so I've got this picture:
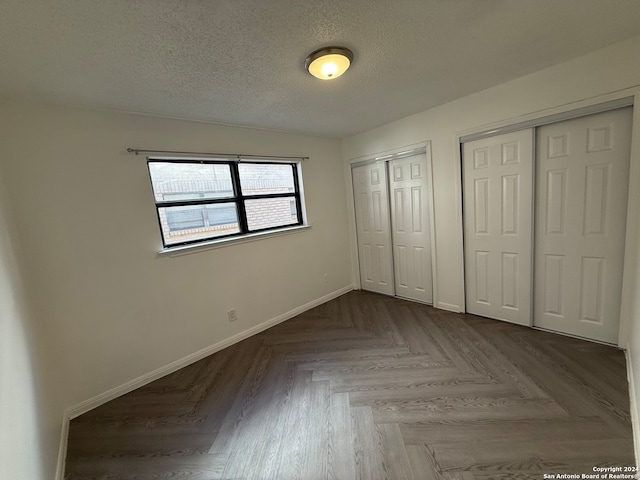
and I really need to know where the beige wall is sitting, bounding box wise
[343,34,640,460]
[0,168,60,479]
[0,102,354,476]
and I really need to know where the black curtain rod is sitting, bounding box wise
[126,148,308,161]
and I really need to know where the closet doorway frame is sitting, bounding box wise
[346,141,438,305]
[456,93,636,346]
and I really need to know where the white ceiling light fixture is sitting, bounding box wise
[305,46,353,80]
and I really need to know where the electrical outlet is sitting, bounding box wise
[227,309,237,322]
[322,273,328,282]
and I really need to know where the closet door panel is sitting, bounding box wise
[533,107,632,343]
[352,163,394,295]
[389,154,433,303]
[463,129,534,325]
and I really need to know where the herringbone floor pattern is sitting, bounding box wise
[64,291,634,479]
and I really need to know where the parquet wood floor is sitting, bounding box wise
[64,291,635,479]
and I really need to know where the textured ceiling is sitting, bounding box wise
[2,0,640,138]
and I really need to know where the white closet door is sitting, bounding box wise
[352,163,395,295]
[389,154,433,303]
[463,129,534,325]
[534,107,632,343]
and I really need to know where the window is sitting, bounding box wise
[147,158,305,248]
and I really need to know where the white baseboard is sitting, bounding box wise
[436,301,461,313]
[55,284,355,479]
[55,413,70,480]
[625,344,640,467]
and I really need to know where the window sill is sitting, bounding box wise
[157,224,311,257]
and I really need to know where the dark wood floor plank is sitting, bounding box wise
[372,396,568,424]
[268,336,394,355]
[301,380,332,479]
[450,316,550,399]
[312,361,451,383]
[265,370,313,480]
[217,354,294,479]
[65,432,213,458]
[477,326,602,418]
[414,310,478,375]
[64,291,634,479]
[68,413,209,438]
[297,351,434,372]
[195,335,267,434]
[285,345,410,364]
[378,423,415,480]
[348,381,517,407]
[527,334,630,408]
[262,326,373,346]
[237,357,298,479]
[352,406,388,480]
[328,392,357,480]
[400,416,615,445]
[391,306,447,360]
[331,372,493,394]
[508,328,633,436]
[65,453,229,479]
[375,301,417,347]
[432,438,634,472]
[310,354,451,381]
[208,345,273,454]
[405,444,442,480]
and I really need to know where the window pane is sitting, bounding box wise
[238,163,295,196]
[158,203,240,245]
[149,162,234,202]
[245,197,298,231]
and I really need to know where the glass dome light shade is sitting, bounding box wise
[305,47,353,80]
